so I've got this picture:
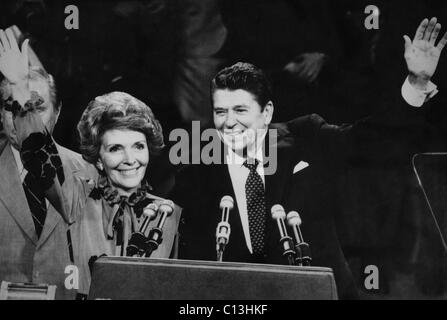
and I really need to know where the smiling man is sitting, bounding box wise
[172,62,361,299]
[171,18,447,299]
[212,71,273,158]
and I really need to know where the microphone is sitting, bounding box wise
[216,195,234,262]
[126,203,158,257]
[271,204,296,265]
[144,200,175,257]
[287,211,312,266]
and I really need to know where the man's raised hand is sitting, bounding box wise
[404,17,447,89]
[0,28,30,85]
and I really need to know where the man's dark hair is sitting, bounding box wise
[211,62,273,109]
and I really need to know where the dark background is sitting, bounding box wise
[1,0,447,299]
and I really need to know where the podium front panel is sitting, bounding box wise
[88,257,337,300]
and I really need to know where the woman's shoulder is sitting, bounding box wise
[143,192,182,218]
[145,192,180,210]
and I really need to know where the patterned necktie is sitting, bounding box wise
[23,173,47,238]
[243,159,266,255]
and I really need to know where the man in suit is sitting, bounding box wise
[170,18,447,299]
[0,30,94,299]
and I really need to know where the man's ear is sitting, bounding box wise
[263,101,274,125]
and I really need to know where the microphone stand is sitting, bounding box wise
[126,232,149,257]
[143,200,174,257]
[275,218,296,265]
[126,203,158,257]
[291,224,311,266]
[216,221,231,262]
[271,205,296,266]
[297,242,312,266]
[216,196,234,262]
[216,248,224,263]
[278,232,296,266]
[144,227,163,257]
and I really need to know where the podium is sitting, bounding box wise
[88,257,338,300]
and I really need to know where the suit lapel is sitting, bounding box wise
[36,203,62,249]
[263,129,293,209]
[0,143,38,244]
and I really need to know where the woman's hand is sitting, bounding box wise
[0,28,30,85]
[404,17,447,90]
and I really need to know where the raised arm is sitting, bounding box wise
[0,28,69,222]
[286,18,447,162]
[404,17,447,91]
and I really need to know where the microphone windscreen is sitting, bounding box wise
[143,203,158,221]
[220,195,234,210]
[271,204,286,220]
[159,200,174,216]
[286,211,302,227]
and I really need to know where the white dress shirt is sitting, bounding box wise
[11,145,28,183]
[401,76,438,107]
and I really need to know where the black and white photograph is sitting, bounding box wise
[0,0,447,306]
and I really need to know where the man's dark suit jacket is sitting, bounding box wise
[170,113,373,299]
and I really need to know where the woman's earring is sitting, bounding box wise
[96,161,104,172]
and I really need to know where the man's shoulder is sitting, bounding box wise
[270,113,328,138]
